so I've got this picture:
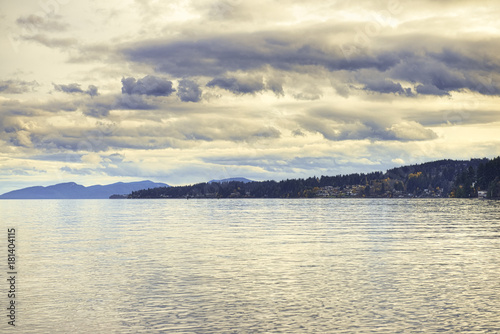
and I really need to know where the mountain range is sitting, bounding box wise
[0,180,169,199]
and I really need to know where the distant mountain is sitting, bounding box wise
[0,180,169,199]
[208,177,253,184]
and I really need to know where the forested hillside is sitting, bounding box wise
[126,157,500,199]
[451,156,500,198]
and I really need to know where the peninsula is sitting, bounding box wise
[127,157,500,199]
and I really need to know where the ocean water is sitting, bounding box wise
[1,198,499,333]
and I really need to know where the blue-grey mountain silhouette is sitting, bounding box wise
[208,177,253,184]
[0,181,169,199]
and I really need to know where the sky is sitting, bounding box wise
[1,0,500,194]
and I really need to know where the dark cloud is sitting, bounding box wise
[21,123,121,152]
[86,85,99,97]
[362,79,414,96]
[430,48,500,72]
[16,113,283,152]
[465,74,500,96]
[22,34,77,48]
[53,83,84,94]
[415,84,450,96]
[265,77,284,96]
[42,99,79,113]
[177,79,202,102]
[206,76,265,94]
[53,83,99,97]
[388,50,500,96]
[123,33,400,77]
[16,14,68,32]
[121,75,175,96]
[252,126,281,139]
[83,102,112,118]
[115,94,156,110]
[0,80,39,94]
[82,94,156,118]
[29,153,84,163]
[292,129,305,137]
[78,76,175,117]
[124,32,500,97]
[428,67,466,91]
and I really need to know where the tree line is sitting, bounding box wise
[451,156,500,198]
[125,157,500,199]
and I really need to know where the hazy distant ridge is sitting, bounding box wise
[208,177,253,184]
[0,181,169,199]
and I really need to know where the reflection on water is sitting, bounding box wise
[1,199,500,333]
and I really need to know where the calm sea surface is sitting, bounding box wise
[1,199,499,333]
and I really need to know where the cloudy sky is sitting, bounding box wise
[1,0,499,193]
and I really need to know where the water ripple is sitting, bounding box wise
[0,199,499,333]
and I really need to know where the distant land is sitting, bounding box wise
[208,177,253,184]
[128,157,500,199]
[3,157,499,200]
[0,180,169,199]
